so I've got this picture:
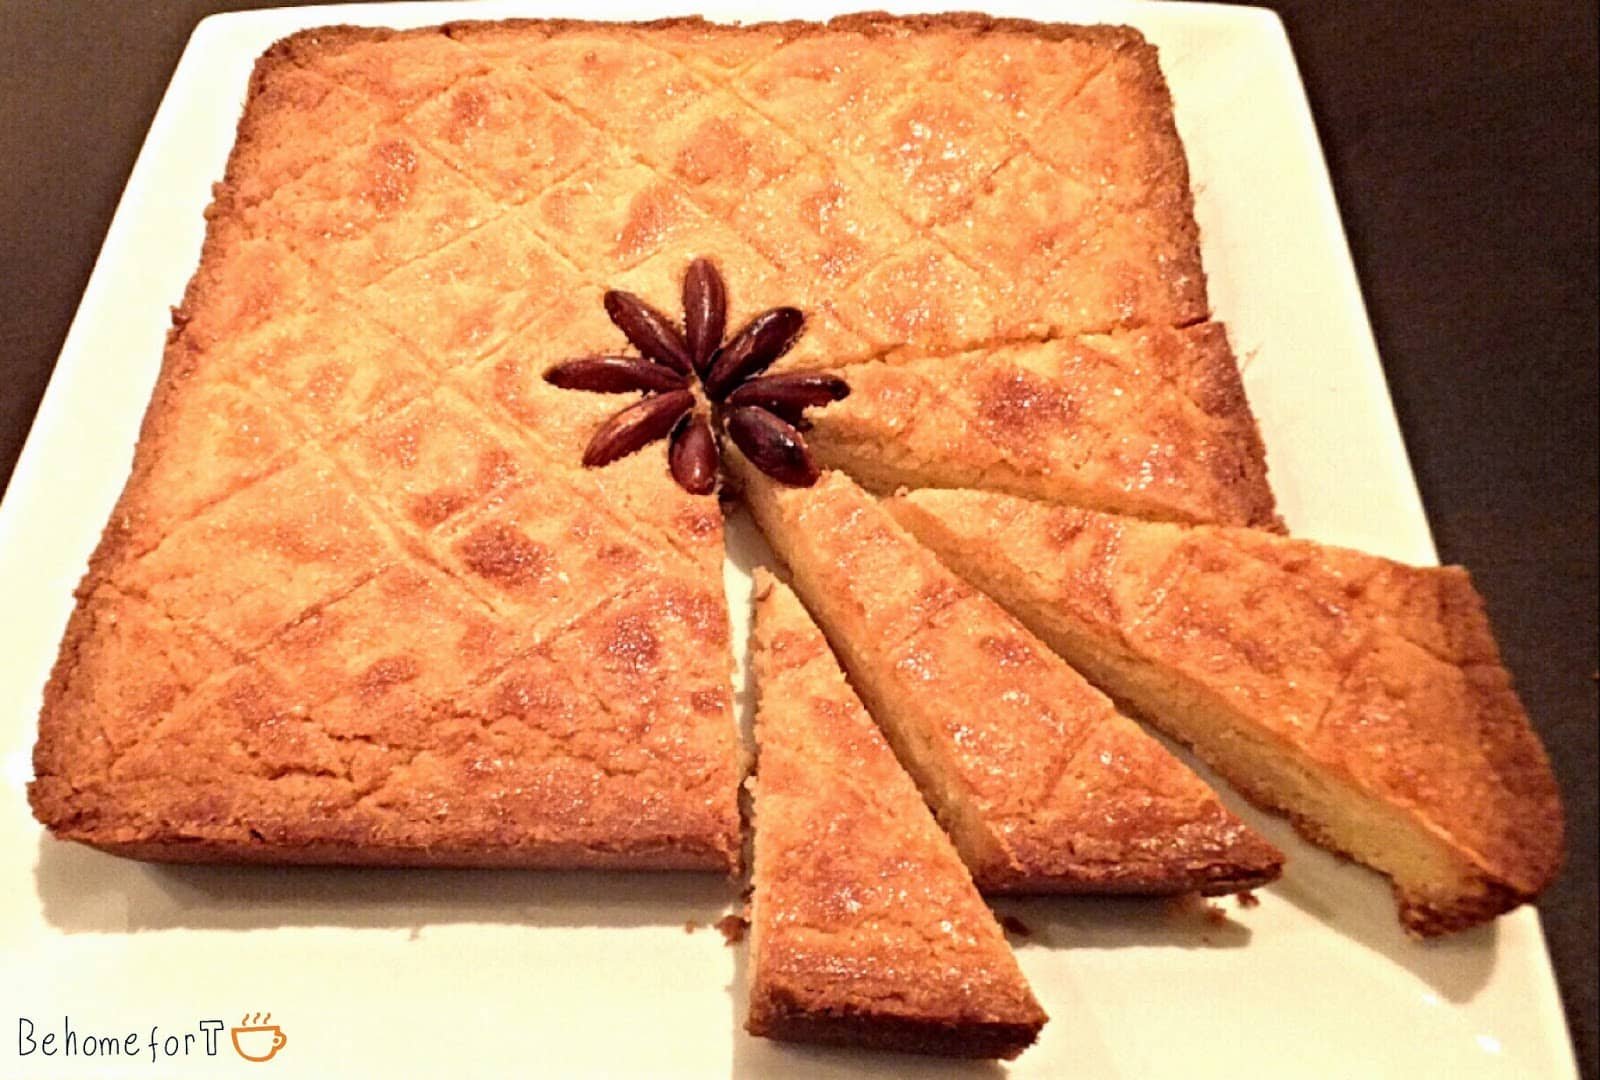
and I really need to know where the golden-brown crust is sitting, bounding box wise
[321,13,1151,50]
[747,571,1044,1058]
[746,1002,1044,1061]
[735,461,1282,895]
[887,489,1563,933]
[69,838,726,870]
[269,12,1218,341]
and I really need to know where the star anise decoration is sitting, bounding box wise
[543,258,849,494]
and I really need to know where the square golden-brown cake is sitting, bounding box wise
[32,14,1274,868]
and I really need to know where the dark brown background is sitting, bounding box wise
[2,1,1595,1073]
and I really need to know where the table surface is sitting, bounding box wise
[1,1,1595,1075]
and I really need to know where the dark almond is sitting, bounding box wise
[582,389,693,467]
[704,307,805,398]
[724,371,849,413]
[725,405,819,487]
[669,413,719,495]
[545,356,687,394]
[749,402,813,432]
[604,290,692,374]
[683,258,727,376]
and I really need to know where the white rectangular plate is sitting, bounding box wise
[0,2,1577,1077]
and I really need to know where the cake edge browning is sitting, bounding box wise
[279,11,1154,58]
[745,1000,1043,1061]
[45,27,327,592]
[63,835,735,871]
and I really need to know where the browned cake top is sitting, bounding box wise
[748,570,1045,1058]
[247,14,1205,339]
[808,322,1276,526]
[226,14,1270,520]
[735,458,1282,893]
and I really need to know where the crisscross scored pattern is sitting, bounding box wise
[31,16,1274,865]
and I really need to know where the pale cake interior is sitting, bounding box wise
[888,488,1562,933]
[1033,625,1471,911]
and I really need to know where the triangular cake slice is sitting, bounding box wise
[747,570,1046,1058]
[796,323,1280,529]
[887,488,1563,934]
[731,456,1282,894]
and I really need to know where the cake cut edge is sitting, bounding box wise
[886,486,1564,934]
[731,454,1284,898]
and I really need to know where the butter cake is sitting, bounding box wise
[748,570,1046,1058]
[731,457,1283,893]
[887,489,1563,933]
[32,13,1267,866]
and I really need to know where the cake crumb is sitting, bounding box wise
[1163,892,1206,917]
[683,920,699,934]
[715,914,749,945]
[1236,890,1260,909]
[1164,892,1228,924]
[999,914,1032,938]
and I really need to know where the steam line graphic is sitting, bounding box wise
[231,1012,287,1062]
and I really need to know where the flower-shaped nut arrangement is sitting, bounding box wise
[544,258,849,494]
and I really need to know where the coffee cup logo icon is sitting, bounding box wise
[231,1013,286,1063]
